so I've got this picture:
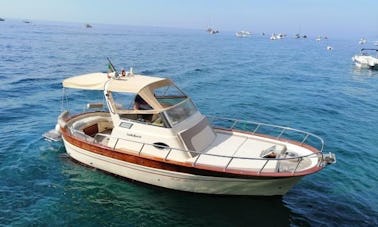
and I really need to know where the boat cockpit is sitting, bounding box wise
[106,80,198,129]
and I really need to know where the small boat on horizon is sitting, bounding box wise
[44,61,336,196]
[352,48,378,70]
[86,24,92,28]
[207,27,219,34]
[0,17,5,22]
[270,33,285,40]
[235,30,251,38]
[23,20,31,24]
[359,38,367,45]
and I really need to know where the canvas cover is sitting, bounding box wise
[62,72,168,93]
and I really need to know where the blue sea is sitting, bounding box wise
[1,19,378,226]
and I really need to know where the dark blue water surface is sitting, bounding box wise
[1,20,378,226]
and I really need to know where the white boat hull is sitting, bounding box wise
[353,55,378,69]
[63,138,302,196]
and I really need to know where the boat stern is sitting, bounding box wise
[42,110,70,142]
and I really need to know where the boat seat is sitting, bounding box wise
[72,116,111,131]
[260,145,287,158]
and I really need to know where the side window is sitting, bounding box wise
[111,92,135,110]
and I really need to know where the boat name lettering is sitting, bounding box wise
[127,133,141,138]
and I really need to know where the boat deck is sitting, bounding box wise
[186,130,315,173]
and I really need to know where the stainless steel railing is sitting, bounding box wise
[68,125,326,175]
[208,116,324,153]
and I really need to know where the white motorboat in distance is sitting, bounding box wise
[207,27,219,34]
[46,67,336,196]
[359,38,367,45]
[235,31,251,38]
[270,33,285,40]
[352,48,378,70]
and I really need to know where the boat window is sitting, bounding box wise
[111,92,136,110]
[154,85,187,107]
[63,89,106,113]
[164,99,197,126]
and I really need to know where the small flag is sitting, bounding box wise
[107,57,119,78]
[108,63,116,72]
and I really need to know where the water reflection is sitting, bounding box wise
[58,158,291,226]
[149,190,291,226]
[351,66,378,78]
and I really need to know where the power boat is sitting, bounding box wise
[294,34,307,39]
[235,31,251,38]
[326,46,333,51]
[359,38,367,45]
[270,33,285,40]
[207,27,219,34]
[45,63,336,196]
[352,48,378,70]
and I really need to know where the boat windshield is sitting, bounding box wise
[164,98,197,126]
[153,84,187,108]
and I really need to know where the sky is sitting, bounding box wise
[1,0,377,38]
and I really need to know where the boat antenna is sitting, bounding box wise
[107,57,119,78]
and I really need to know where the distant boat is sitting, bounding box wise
[270,33,285,40]
[316,36,322,41]
[326,46,333,51]
[358,38,367,45]
[0,17,5,22]
[86,24,92,28]
[207,27,219,34]
[294,34,307,39]
[23,20,31,24]
[352,48,378,70]
[235,30,251,38]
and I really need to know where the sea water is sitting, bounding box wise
[0,20,377,226]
